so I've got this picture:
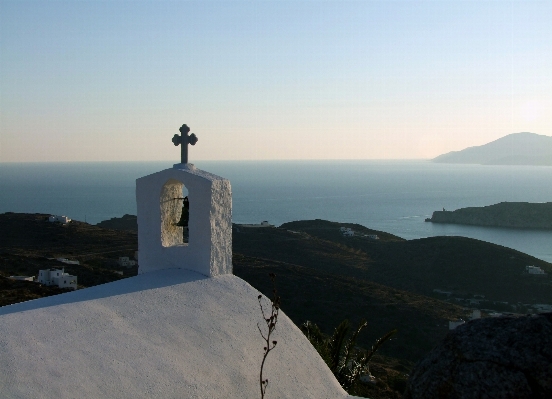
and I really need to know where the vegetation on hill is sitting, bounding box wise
[0,212,137,258]
[0,253,132,289]
[233,254,464,363]
[237,220,552,304]
[0,213,138,292]
[280,219,404,242]
[0,275,72,307]
[96,214,138,231]
[301,318,397,396]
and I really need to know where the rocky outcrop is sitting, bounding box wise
[426,202,552,229]
[404,313,552,399]
[96,214,138,231]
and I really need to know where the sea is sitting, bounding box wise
[1,160,551,262]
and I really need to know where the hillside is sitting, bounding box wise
[427,202,552,229]
[432,132,552,165]
[233,254,464,363]
[0,213,138,290]
[0,273,72,307]
[237,220,552,304]
[0,213,465,363]
[2,213,551,365]
[0,212,137,259]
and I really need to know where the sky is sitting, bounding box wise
[0,0,551,162]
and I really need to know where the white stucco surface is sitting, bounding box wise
[136,165,232,277]
[0,270,354,399]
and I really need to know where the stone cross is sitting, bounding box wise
[172,124,198,164]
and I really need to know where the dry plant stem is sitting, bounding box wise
[257,273,280,399]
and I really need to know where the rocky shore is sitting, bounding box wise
[426,202,552,229]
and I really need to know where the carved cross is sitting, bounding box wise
[172,124,198,164]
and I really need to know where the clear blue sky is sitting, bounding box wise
[1,0,551,162]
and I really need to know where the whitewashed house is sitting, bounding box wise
[48,215,71,224]
[526,265,546,275]
[37,268,77,290]
[341,227,354,237]
[533,304,552,313]
[117,256,136,267]
[56,258,80,265]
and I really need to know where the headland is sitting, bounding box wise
[426,202,552,229]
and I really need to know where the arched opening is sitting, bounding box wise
[160,179,190,247]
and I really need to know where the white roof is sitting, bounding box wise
[0,269,355,399]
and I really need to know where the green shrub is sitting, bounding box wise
[301,319,397,393]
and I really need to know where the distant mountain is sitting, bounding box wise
[432,132,552,165]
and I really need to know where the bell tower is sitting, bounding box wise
[135,125,232,276]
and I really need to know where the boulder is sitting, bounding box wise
[404,313,552,399]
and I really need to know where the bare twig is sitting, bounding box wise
[258,273,280,399]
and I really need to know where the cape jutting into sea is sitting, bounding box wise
[1,160,551,262]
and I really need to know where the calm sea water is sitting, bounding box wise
[1,160,551,262]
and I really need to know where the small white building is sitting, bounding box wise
[366,234,379,240]
[48,215,71,224]
[9,276,34,282]
[533,304,552,313]
[117,257,136,268]
[56,258,80,265]
[37,269,77,290]
[340,227,354,237]
[526,265,546,275]
[449,319,465,330]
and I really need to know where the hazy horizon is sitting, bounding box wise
[1,1,551,163]
[2,131,552,164]
[0,157,437,164]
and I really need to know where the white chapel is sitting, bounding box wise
[0,125,357,399]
